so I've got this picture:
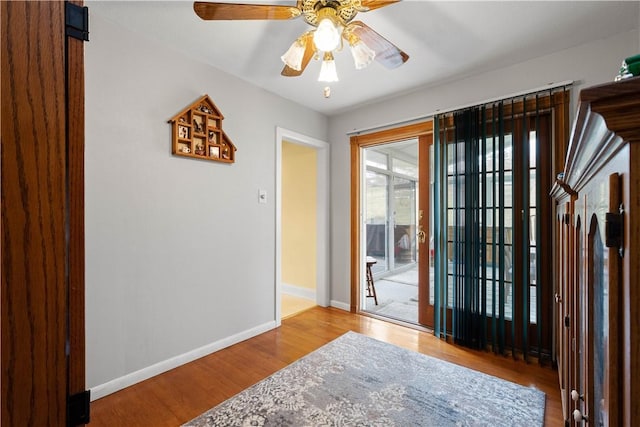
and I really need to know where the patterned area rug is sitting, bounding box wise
[183,332,545,426]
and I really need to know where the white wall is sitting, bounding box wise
[327,28,640,306]
[85,14,328,395]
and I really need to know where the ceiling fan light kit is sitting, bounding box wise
[347,34,376,69]
[194,0,408,85]
[281,34,309,71]
[318,51,339,82]
[312,7,342,52]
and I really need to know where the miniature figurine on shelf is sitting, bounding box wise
[195,144,205,156]
[208,131,216,143]
[180,146,191,154]
[615,53,640,81]
[222,146,230,159]
[199,105,213,114]
[193,119,203,134]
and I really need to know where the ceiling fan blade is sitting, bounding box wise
[348,21,408,69]
[194,2,301,20]
[359,0,400,12]
[281,33,316,77]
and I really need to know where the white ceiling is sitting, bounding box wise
[88,1,638,116]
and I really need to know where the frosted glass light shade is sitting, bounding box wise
[313,18,341,52]
[281,39,306,71]
[350,40,375,69]
[318,52,338,82]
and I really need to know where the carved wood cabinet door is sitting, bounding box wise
[574,173,622,427]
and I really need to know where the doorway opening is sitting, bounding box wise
[350,121,433,327]
[281,141,319,318]
[276,127,330,325]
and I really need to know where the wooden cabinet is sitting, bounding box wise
[169,95,236,163]
[552,77,640,426]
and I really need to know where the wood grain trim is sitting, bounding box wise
[1,2,68,425]
[350,142,360,312]
[351,121,432,147]
[193,2,300,20]
[586,78,640,145]
[350,120,433,314]
[553,90,571,178]
[562,82,638,194]
[417,133,432,326]
[625,144,640,425]
[67,0,87,404]
[579,76,640,103]
[608,173,622,427]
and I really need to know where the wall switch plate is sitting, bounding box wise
[258,189,267,204]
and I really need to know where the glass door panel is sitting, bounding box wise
[590,218,607,426]
[393,176,416,269]
[363,139,420,324]
[365,170,389,275]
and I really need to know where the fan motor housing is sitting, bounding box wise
[299,0,362,26]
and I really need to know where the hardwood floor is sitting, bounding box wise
[281,294,316,318]
[90,307,563,426]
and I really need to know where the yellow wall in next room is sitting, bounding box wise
[282,141,317,291]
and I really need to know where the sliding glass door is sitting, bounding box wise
[350,122,433,327]
[363,141,419,323]
[364,147,417,276]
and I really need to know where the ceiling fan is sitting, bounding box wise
[193,0,408,82]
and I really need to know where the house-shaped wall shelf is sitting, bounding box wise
[169,95,236,163]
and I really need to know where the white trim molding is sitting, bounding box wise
[282,283,316,301]
[90,321,277,401]
[275,127,331,327]
[330,300,351,311]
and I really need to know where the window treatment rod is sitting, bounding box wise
[346,80,573,136]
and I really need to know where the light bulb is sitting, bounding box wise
[281,37,306,71]
[350,39,375,69]
[313,9,341,52]
[318,52,338,82]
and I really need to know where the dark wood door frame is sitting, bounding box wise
[350,121,433,326]
[2,1,86,425]
[67,0,87,417]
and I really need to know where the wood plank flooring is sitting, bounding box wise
[281,294,316,319]
[90,307,563,426]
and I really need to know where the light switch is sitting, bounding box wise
[258,189,267,204]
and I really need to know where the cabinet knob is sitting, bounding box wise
[571,389,583,401]
[555,293,562,303]
[573,409,588,423]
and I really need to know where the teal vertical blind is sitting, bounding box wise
[432,86,569,358]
